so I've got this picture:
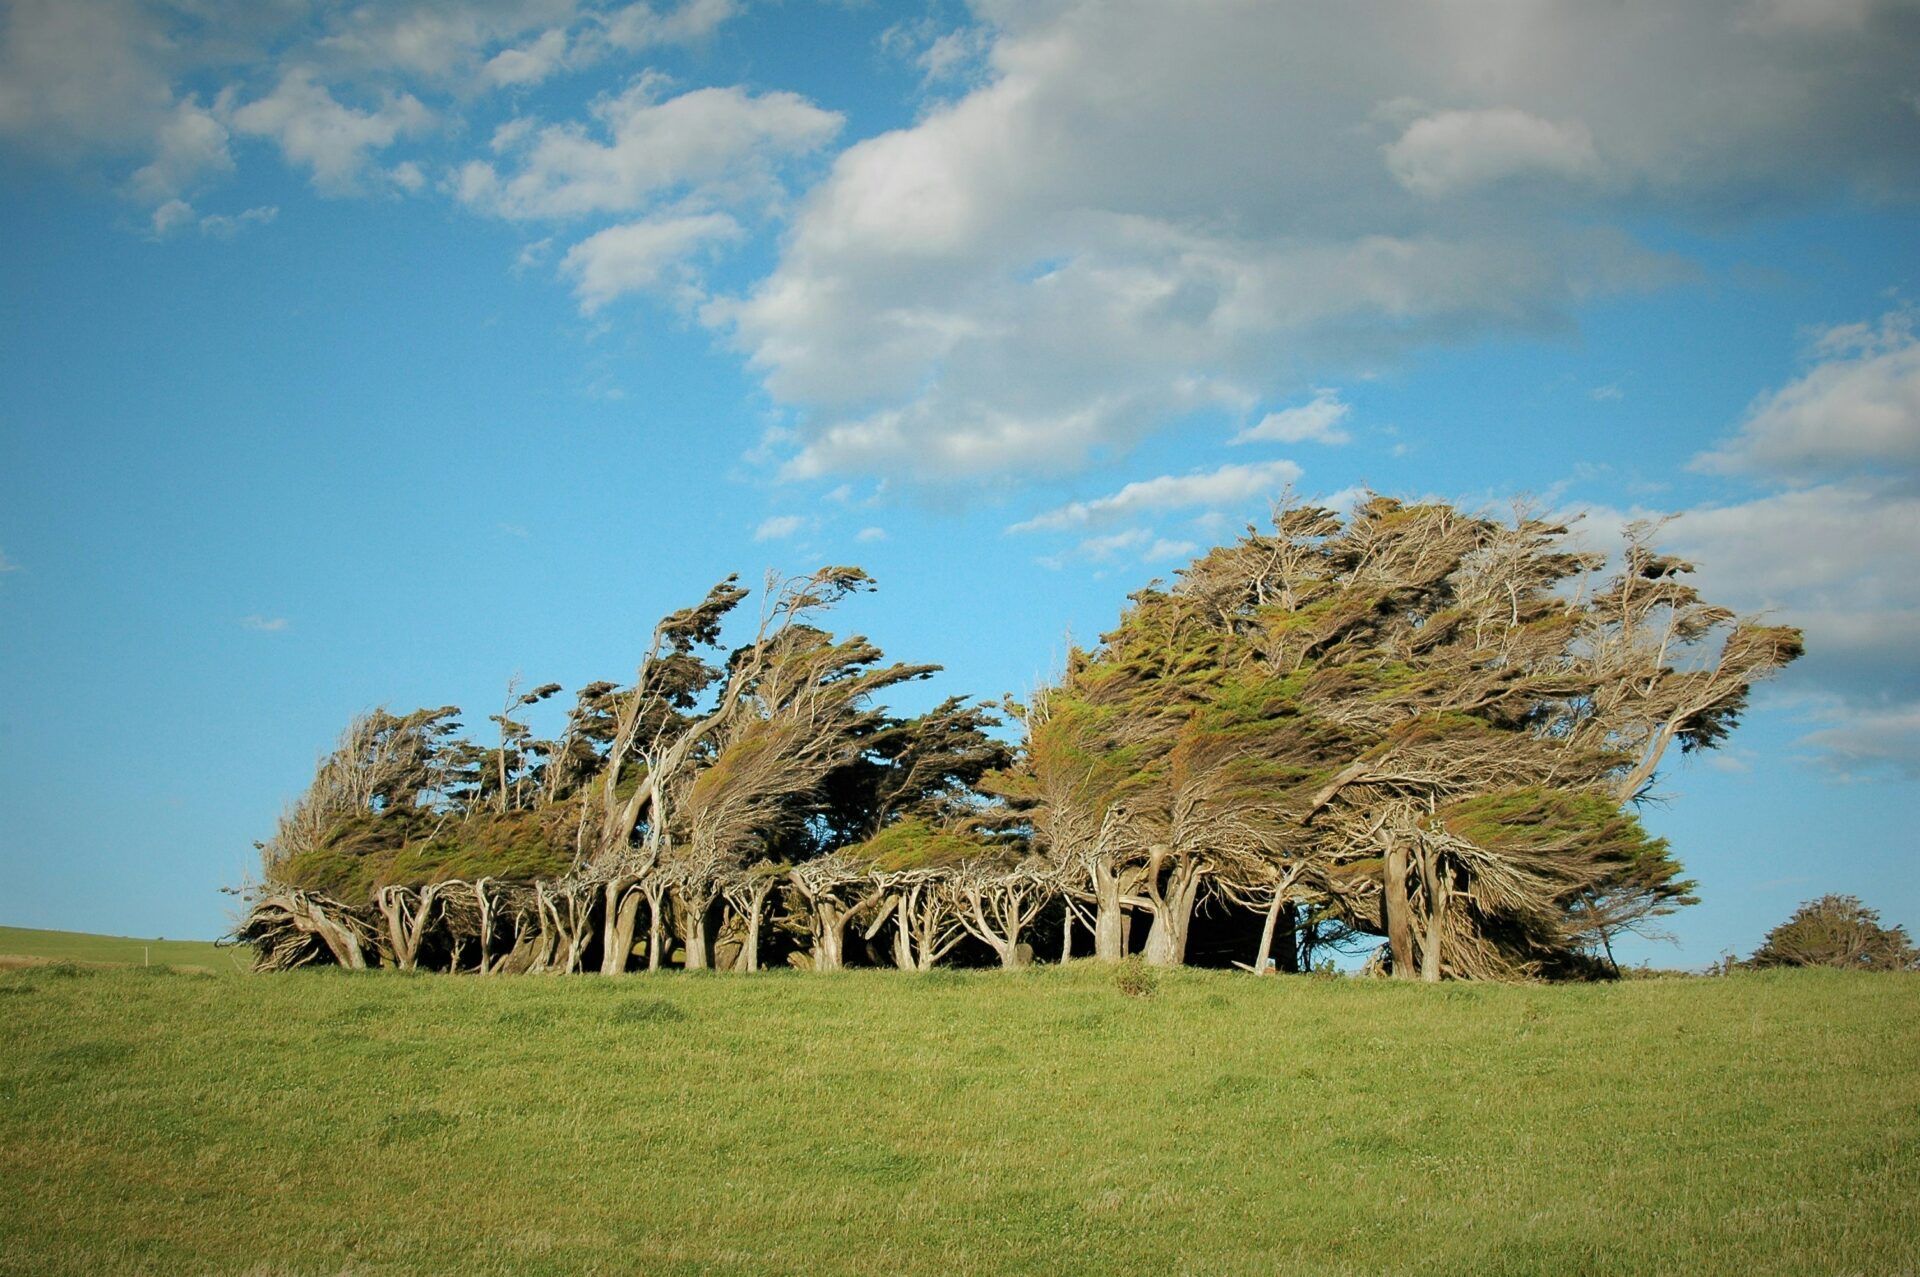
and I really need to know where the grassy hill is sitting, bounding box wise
[0,925,234,972]
[0,961,1914,1276]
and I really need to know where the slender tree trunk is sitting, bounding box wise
[1059,900,1074,964]
[1383,837,1415,978]
[892,896,916,971]
[1091,864,1127,961]
[645,882,668,971]
[1417,845,1446,983]
[1253,893,1283,974]
[474,880,495,974]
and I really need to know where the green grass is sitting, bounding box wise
[0,963,1914,1276]
[0,925,235,972]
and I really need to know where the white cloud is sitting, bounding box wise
[483,29,571,89]
[458,80,841,221]
[149,198,195,238]
[241,614,290,633]
[1802,702,1920,780]
[779,394,1201,481]
[1072,527,1153,561]
[228,69,434,196]
[1384,108,1603,197]
[855,526,887,542]
[1695,311,1920,480]
[0,549,19,574]
[1146,537,1199,561]
[314,2,577,82]
[128,99,232,204]
[754,514,806,541]
[1010,459,1304,533]
[1234,390,1353,445]
[1591,383,1624,402]
[712,0,1920,481]
[514,236,556,273]
[561,212,741,311]
[197,205,278,238]
[598,0,739,51]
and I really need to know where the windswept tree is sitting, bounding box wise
[578,567,940,971]
[997,496,1798,977]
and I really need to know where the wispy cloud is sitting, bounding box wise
[1010,459,1303,534]
[1233,390,1352,445]
[754,514,806,541]
[855,526,887,542]
[241,614,289,633]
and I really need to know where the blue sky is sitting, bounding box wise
[1,0,1916,963]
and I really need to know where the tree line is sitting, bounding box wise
[238,496,1804,980]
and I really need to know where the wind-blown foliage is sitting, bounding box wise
[240,499,1799,981]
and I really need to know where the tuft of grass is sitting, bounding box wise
[610,998,690,1025]
[0,964,1914,1276]
[1112,955,1158,998]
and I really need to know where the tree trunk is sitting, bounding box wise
[1383,837,1415,978]
[644,881,668,971]
[473,880,496,974]
[1091,864,1127,962]
[300,897,368,970]
[892,896,916,971]
[1142,861,1201,967]
[1417,844,1447,983]
[679,889,720,970]
[601,882,643,974]
[734,882,770,973]
[814,903,848,972]
[1253,893,1283,974]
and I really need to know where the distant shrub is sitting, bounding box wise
[1113,956,1158,999]
[1747,895,1919,972]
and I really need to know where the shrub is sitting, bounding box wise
[1747,895,1918,972]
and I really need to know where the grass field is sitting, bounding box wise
[0,925,234,973]
[0,960,1914,1276]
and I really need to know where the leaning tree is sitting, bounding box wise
[995,496,1800,978]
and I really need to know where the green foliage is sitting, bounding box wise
[275,806,577,901]
[1442,787,1664,867]
[843,817,989,871]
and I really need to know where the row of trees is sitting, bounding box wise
[239,496,1804,980]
